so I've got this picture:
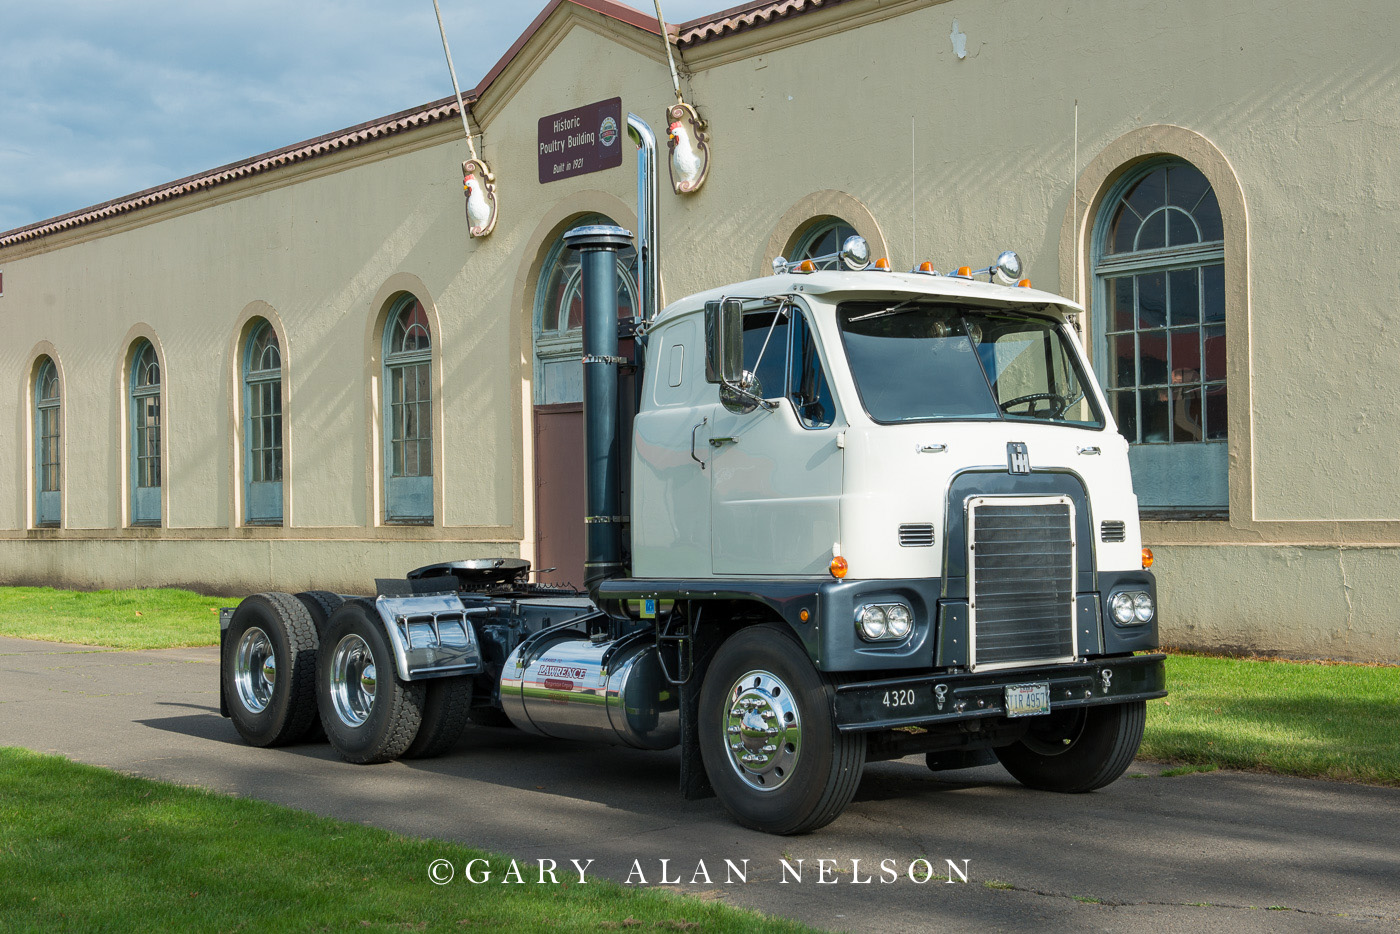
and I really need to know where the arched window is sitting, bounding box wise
[34,357,61,527]
[383,295,433,523]
[533,213,638,405]
[129,339,162,525]
[1093,160,1226,513]
[792,217,858,263]
[243,320,283,524]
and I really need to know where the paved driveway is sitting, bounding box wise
[2,636,1396,933]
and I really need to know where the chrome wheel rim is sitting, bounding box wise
[722,669,802,791]
[233,627,276,714]
[330,633,377,728]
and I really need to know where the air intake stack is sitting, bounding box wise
[562,224,634,594]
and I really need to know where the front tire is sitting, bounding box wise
[221,592,320,747]
[995,700,1146,793]
[317,599,425,764]
[698,624,865,835]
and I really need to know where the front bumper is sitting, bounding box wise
[832,653,1166,733]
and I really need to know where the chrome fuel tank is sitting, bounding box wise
[500,633,679,750]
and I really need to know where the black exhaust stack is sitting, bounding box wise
[563,224,633,595]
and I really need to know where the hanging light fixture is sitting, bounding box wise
[654,2,710,194]
[433,0,498,237]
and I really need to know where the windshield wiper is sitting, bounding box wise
[848,299,923,322]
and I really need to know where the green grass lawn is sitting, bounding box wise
[1142,652,1400,786]
[0,586,223,649]
[0,747,813,934]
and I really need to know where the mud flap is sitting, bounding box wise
[218,607,233,718]
[679,640,718,801]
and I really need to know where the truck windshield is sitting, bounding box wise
[836,302,1104,428]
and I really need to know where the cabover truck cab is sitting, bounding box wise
[218,125,1163,835]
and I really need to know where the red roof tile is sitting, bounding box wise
[676,0,852,48]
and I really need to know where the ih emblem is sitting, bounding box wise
[1007,442,1031,475]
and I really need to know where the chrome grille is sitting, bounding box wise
[968,498,1076,669]
[898,523,935,547]
[1100,520,1126,543]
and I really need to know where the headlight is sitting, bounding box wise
[1110,590,1154,625]
[855,603,913,642]
[857,605,888,640]
[885,604,912,638]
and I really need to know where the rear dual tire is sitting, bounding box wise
[317,599,425,764]
[221,592,320,747]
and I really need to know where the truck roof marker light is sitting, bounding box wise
[972,250,1024,284]
[956,266,972,278]
[829,556,849,579]
[796,260,817,274]
[873,257,891,271]
[915,261,940,276]
[1142,548,1154,569]
[1018,278,1032,288]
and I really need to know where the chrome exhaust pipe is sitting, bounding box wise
[627,114,659,322]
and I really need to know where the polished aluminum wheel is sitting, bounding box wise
[233,626,277,714]
[721,669,802,791]
[329,633,378,728]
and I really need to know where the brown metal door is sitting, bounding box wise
[533,402,585,588]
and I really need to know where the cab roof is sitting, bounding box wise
[654,269,1084,325]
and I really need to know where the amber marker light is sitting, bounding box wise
[830,556,849,579]
[873,257,891,271]
[957,266,972,277]
[1142,548,1154,569]
[1018,278,1032,288]
[797,260,817,273]
[799,608,811,622]
[918,261,935,273]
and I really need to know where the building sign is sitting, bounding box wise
[538,98,623,184]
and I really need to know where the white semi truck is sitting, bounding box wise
[220,118,1164,835]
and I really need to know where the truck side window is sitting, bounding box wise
[741,311,790,401]
[788,313,835,428]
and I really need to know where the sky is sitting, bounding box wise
[0,0,722,233]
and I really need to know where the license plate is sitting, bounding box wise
[1005,681,1051,718]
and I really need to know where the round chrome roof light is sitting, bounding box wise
[994,250,1023,285]
[840,235,871,270]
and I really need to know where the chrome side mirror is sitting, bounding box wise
[704,298,745,384]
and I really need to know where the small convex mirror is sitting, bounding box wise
[720,371,764,414]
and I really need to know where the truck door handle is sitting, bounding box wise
[691,419,708,470]
[709,437,737,448]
